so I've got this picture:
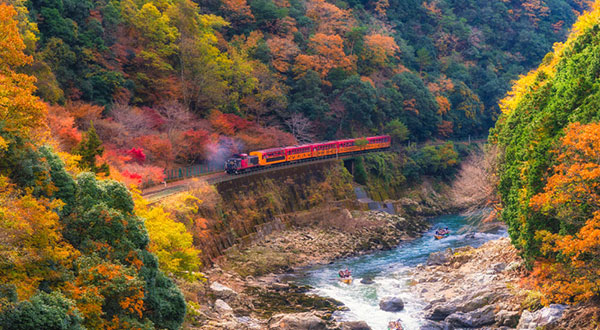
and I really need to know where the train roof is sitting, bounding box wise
[252,147,286,153]
[367,135,391,139]
[284,143,313,149]
[311,140,338,145]
[251,135,391,153]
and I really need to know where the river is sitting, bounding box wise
[289,213,507,330]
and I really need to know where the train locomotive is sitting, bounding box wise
[225,135,391,174]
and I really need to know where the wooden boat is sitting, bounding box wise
[434,233,450,240]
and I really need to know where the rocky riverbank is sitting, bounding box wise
[220,209,429,277]
[412,237,574,330]
[184,209,429,329]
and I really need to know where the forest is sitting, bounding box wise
[0,0,596,328]
[1,0,588,186]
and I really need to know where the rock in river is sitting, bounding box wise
[341,320,372,330]
[268,312,327,330]
[379,296,405,312]
[426,250,451,266]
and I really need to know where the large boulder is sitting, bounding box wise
[495,310,520,328]
[445,304,496,328]
[517,305,567,330]
[268,312,327,330]
[360,277,375,285]
[379,297,405,312]
[426,250,451,266]
[460,290,502,313]
[210,281,238,300]
[419,320,445,330]
[340,320,372,329]
[424,288,504,321]
[425,303,457,321]
[214,299,234,316]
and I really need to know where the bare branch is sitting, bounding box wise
[284,112,315,143]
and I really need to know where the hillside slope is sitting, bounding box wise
[492,1,600,305]
[5,0,589,185]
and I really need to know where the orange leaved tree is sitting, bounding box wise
[0,3,47,150]
[530,122,600,304]
[294,33,356,82]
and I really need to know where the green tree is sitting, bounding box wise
[353,157,367,185]
[58,173,186,329]
[0,291,83,330]
[392,72,439,141]
[385,119,409,144]
[338,75,377,130]
[288,70,329,120]
[73,122,109,175]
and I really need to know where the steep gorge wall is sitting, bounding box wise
[182,161,355,265]
[163,156,468,267]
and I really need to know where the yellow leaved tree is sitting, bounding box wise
[132,189,203,281]
[0,3,47,151]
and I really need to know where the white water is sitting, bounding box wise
[289,214,507,330]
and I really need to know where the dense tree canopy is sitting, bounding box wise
[492,2,600,304]
[0,6,185,328]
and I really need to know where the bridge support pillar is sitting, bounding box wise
[343,158,355,175]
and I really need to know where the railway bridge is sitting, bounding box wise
[141,151,377,203]
[140,137,482,203]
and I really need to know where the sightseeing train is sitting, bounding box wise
[225,135,391,174]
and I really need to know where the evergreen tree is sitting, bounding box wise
[353,157,368,185]
[0,291,83,330]
[385,119,409,144]
[73,122,109,175]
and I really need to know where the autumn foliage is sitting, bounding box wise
[492,2,600,306]
[0,3,47,151]
[362,34,400,68]
[528,123,600,304]
[0,7,185,328]
[295,33,356,81]
[133,190,203,281]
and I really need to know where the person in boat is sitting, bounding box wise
[437,227,450,236]
[388,320,403,330]
[339,268,352,279]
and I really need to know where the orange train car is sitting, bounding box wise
[312,141,338,158]
[250,147,286,166]
[225,135,391,174]
[285,144,313,162]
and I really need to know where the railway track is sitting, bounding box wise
[140,138,486,203]
[141,152,368,202]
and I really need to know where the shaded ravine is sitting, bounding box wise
[288,213,506,330]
